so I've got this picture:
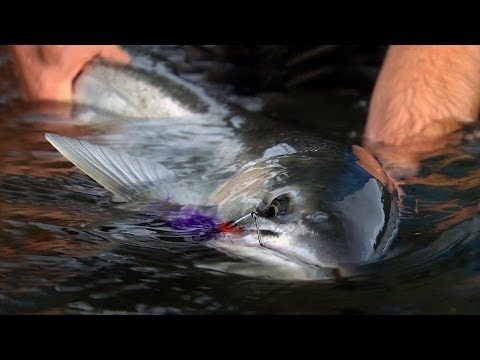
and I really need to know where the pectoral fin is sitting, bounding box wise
[45,133,177,202]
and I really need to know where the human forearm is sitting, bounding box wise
[365,45,480,148]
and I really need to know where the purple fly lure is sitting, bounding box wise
[165,208,242,242]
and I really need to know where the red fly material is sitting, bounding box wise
[219,221,243,234]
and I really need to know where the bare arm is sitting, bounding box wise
[364,45,480,178]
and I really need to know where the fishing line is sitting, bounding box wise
[232,213,253,226]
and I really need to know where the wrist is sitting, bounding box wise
[365,45,480,147]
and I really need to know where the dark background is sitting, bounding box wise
[175,45,387,95]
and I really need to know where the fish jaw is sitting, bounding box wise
[205,232,340,281]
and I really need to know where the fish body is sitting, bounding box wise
[45,60,398,280]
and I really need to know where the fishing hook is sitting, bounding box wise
[251,211,263,247]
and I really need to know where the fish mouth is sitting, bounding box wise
[242,229,279,238]
[230,224,344,271]
[227,226,324,268]
[213,225,346,280]
[221,214,335,270]
[228,212,281,240]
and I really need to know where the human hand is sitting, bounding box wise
[364,45,480,181]
[8,45,131,102]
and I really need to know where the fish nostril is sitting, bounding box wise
[310,212,329,223]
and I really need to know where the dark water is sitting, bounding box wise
[1,45,479,314]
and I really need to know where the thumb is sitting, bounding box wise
[98,46,132,64]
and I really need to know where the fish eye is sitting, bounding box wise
[265,202,279,218]
[263,194,290,218]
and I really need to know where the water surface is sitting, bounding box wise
[0,45,479,314]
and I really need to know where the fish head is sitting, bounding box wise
[209,152,398,271]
